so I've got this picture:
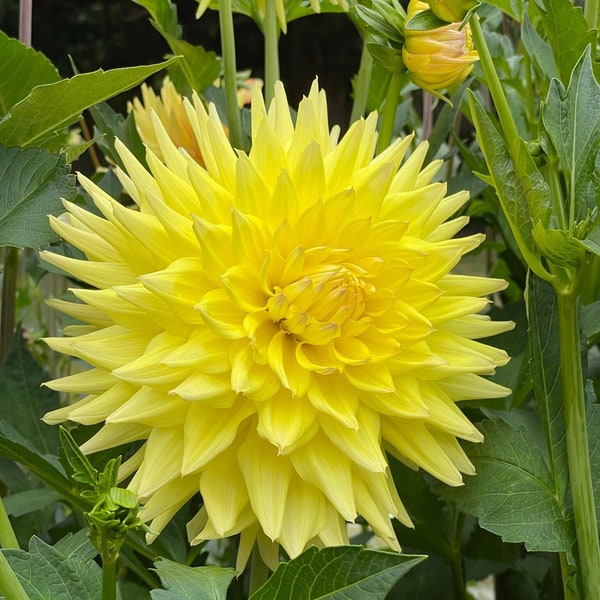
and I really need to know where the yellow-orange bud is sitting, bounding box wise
[402,0,478,96]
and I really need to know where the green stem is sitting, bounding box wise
[556,290,600,600]
[559,553,577,600]
[469,14,520,150]
[263,0,280,105]
[0,497,19,549]
[218,0,244,150]
[0,247,19,365]
[248,546,269,595]
[0,551,28,600]
[349,39,374,126]
[450,511,468,600]
[101,556,118,600]
[377,70,404,154]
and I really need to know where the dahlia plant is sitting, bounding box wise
[0,0,599,599]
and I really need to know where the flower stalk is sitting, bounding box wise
[468,14,519,151]
[218,0,244,150]
[0,247,19,365]
[376,70,405,153]
[349,39,374,126]
[0,497,19,550]
[556,288,600,600]
[0,551,28,600]
[0,497,27,600]
[263,0,280,105]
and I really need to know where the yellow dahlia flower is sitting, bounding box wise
[43,80,512,571]
[129,77,204,166]
[402,0,478,96]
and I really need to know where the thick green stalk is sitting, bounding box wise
[556,290,600,600]
[376,70,404,154]
[218,0,244,150]
[0,497,19,549]
[349,39,374,126]
[101,555,117,600]
[263,0,280,105]
[0,552,28,600]
[0,247,19,365]
[469,15,520,150]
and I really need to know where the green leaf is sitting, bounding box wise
[526,274,569,504]
[533,225,586,267]
[0,58,179,148]
[521,14,558,85]
[366,43,405,74]
[531,0,595,85]
[470,92,551,276]
[1,536,104,600]
[150,558,235,599]
[162,36,222,94]
[54,529,98,561]
[89,102,147,170]
[440,419,574,555]
[587,405,600,522]
[581,300,600,341]
[132,0,182,38]
[0,421,86,511]
[250,546,425,599]
[542,47,600,223]
[59,426,99,489]
[63,137,102,164]
[0,329,60,453]
[483,0,520,19]
[355,4,404,44]
[2,489,61,517]
[0,31,60,118]
[0,145,76,249]
[405,9,447,31]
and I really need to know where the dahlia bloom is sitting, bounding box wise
[402,0,479,96]
[43,80,511,571]
[129,77,204,165]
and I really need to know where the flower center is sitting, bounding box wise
[266,266,371,344]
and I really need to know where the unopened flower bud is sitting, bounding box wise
[427,0,478,24]
[402,0,479,97]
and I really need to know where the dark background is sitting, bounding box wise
[0,0,363,126]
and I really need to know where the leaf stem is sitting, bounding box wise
[349,38,374,126]
[263,0,280,105]
[0,247,19,365]
[556,290,600,600]
[0,497,19,549]
[0,551,28,600]
[218,0,244,150]
[377,70,404,154]
[469,14,520,149]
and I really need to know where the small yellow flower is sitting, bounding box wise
[43,80,511,571]
[129,77,204,165]
[402,0,478,96]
